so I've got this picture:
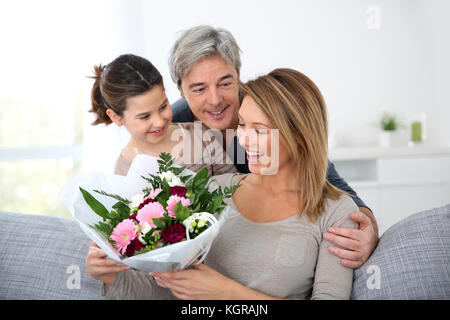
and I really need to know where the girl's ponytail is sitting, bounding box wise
[89,64,113,125]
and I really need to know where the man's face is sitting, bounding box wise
[179,54,240,131]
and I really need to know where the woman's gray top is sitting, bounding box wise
[102,173,358,300]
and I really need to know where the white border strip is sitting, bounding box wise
[0,145,83,162]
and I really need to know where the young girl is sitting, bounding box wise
[89,53,236,176]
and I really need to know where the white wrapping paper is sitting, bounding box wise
[59,154,224,272]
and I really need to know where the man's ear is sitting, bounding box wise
[179,88,185,99]
[178,81,186,99]
[106,109,123,126]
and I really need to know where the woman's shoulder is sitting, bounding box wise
[209,173,247,190]
[319,194,359,230]
[172,121,196,132]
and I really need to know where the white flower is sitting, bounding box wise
[159,171,175,183]
[197,219,206,228]
[159,171,184,187]
[169,175,184,187]
[129,194,144,209]
[140,222,152,235]
[138,234,147,245]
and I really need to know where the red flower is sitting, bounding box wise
[138,197,154,210]
[160,223,186,244]
[170,186,187,198]
[124,237,144,257]
[128,212,138,222]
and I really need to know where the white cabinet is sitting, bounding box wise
[379,182,450,234]
[330,146,450,235]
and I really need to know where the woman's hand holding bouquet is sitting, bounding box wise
[70,153,239,283]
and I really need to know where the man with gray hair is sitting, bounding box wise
[168,25,378,269]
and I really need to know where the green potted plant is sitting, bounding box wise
[378,112,400,147]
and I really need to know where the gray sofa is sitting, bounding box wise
[1,204,449,300]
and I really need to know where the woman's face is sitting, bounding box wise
[120,85,173,145]
[237,95,291,175]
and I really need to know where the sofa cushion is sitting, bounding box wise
[351,204,450,299]
[0,211,102,299]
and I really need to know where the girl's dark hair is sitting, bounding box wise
[89,54,163,125]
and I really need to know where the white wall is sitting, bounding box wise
[419,0,450,147]
[49,0,447,172]
[1,0,447,218]
[132,0,449,148]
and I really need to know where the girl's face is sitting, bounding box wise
[111,85,173,145]
[237,95,291,175]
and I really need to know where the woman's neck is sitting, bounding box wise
[250,162,301,195]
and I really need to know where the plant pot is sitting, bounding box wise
[379,130,394,147]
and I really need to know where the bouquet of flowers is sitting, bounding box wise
[59,153,239,272]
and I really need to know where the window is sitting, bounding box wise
[0,0,131,218]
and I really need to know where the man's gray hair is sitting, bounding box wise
[169,25,242,88]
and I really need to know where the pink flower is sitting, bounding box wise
[166,195,190,218]
[138,189,163,210]
[110,219,137,255]
[148,188,163,200]
[137,202,166,230]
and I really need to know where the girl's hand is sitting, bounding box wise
[150,263,234,300]
[85,241,130,285]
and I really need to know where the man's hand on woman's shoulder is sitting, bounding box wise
[323,209,379,269]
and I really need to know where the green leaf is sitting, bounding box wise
[174,201,191,221]
[80,187,109,220]
[142,174,161,190]
[193,167,209,188]
[180,174,192,184]
[212,195,223,212]
[93,190,131,204]
[192,201,202,213]
[106,210,118,220]
[188,193,196,206]
[112,201,131,219]
[170,166,185,176]
[91,221,113,239]
[152,218,166,230]
[224,184,241,198]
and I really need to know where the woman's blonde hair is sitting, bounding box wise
[240,68,345,222]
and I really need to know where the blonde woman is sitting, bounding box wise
[99,68,359,300]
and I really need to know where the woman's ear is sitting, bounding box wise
[106,109,123,126]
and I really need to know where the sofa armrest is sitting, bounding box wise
[0,211,102,299]
[351,204,450,299]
